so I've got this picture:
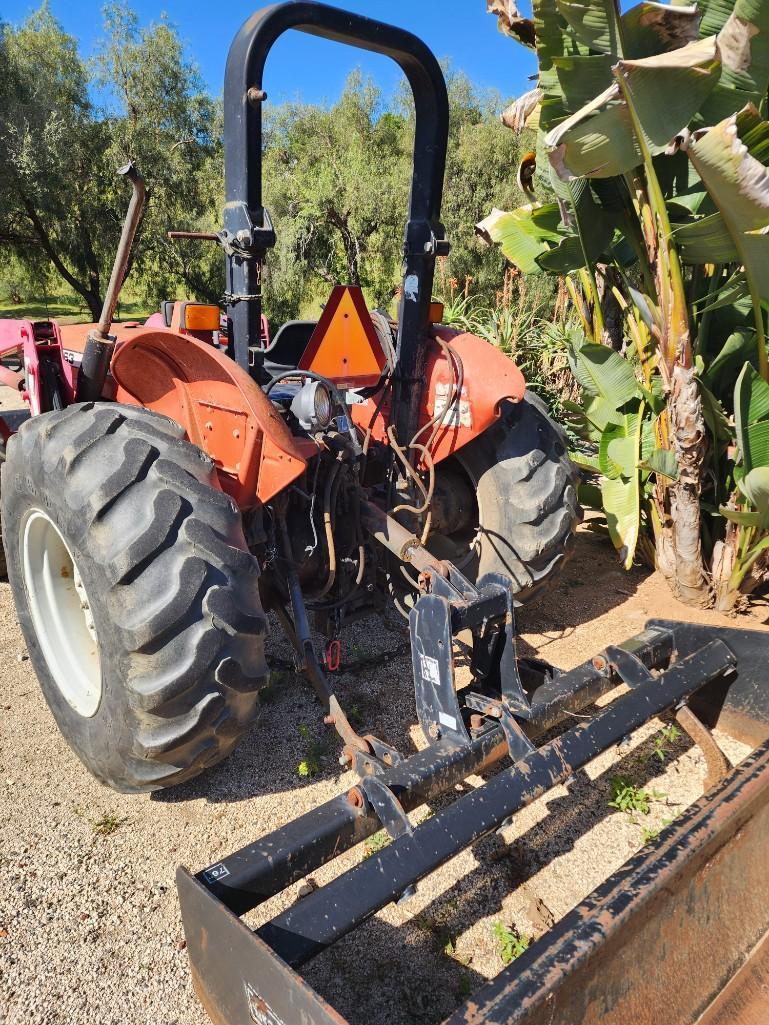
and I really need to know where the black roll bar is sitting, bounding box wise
[223,1,450,441]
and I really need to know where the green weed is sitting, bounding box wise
[92,813,126,836]
[491,921,530,964]
[608,776,666,817]
[363,829,391,858]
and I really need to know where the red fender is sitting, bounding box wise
[110,328,308,507]
[350,327,526,461]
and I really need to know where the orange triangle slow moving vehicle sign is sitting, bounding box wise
[298,285,387,388]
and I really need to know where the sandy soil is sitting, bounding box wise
[1,514,766,1025]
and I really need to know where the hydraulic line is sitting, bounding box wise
[308,460,341,601]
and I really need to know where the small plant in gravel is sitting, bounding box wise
[491,921,530,965]
[92,813,126,836]
[296,723,328,778]
[641,818,675,844]
[362,829,391,859]
[651,724,682,762]
[608,776,666,818]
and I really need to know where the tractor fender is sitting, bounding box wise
[351,327,526,461]
[110,328,307,507]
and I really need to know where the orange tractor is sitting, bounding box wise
[0,34,580,792]
[2,5,769,1025]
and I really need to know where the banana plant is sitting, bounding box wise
[483,0,769,610]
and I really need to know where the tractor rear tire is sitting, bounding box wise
[455,393,581,604]
[2,402,268,792]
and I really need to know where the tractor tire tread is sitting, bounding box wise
[3,403,267,792]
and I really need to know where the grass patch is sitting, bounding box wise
[92,813,127,836]
[0,294,153,326]
[296,723,331,778]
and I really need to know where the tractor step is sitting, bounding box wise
[178,621,769,1025]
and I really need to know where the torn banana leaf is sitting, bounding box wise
[688,106,769,326]
[546,37,721,180]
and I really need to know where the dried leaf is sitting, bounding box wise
[487,0,536,47]
[501,87,543,133]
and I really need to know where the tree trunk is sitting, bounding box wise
[20,192,103,321]
[711,532,738,612]
[668,364,710,606]
[325,205,361,286]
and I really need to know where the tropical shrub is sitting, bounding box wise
[483,0,769,610]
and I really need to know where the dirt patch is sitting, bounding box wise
[0,526,765,1025]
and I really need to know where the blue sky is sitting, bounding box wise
[3,0,537,106]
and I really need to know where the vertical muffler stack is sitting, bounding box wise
[76,162,146,402]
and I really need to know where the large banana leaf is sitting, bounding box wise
[556,0,700,58]
[672,212,739,263]
[599,413,640,479]
[601,475,641,568]
[702,329,758,393]
[487,0,536,47]
[555,0,622,54]
[688,106,769,339]
[622,3,700,58]
[545,38,721,180]
[597,410,645,569]
[734,362,769,471]
[567,340,641,433]
[476,205,563,274]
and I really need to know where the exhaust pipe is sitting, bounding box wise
[76,163,146,402]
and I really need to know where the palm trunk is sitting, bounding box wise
[668,364,710,606]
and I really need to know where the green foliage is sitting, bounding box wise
[608,776,666,817]
[652,723,682,762]
[641,817,674,843]
[0,4,221,318]
[92,812,127,835]
[296,722,328,778]
[262,69,526,320]
[491,921,530,964]
[485,0,769,610]
[363,829,391,858]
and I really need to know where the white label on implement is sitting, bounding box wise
[419,653,441,687]
[434,382,472,428]
[244,982,287,1025]
[439,711,457,730]
[203,862,230,883]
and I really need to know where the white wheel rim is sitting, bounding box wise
[21,508,102,717]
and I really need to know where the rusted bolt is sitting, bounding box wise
[347,786,365,809]
[204,421,214,432]
[247,87,268,105]
[323,715,336,726]
[592,654,608,672]
[428,722,440,739]
[469,713,484,731]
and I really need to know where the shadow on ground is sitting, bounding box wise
[298,726,696,1025]
[154,530,646,806]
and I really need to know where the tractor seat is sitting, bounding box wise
[261,320,316,376]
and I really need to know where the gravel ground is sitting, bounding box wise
[0,385,766,1025]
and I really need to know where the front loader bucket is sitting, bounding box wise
[178,620,769,1025]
